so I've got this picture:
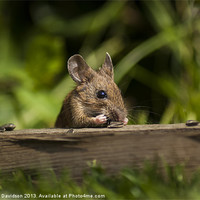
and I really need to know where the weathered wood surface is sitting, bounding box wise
[1,124,200,179]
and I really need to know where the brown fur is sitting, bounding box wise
[55,53,127,128]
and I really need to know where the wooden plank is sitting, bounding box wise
[0,124,200,180]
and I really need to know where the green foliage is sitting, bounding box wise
[1,164,200,199]
[1,1,200,128]
[25,34,65,89]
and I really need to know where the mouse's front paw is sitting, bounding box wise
[94,114,107,124]
[123,117,128,125]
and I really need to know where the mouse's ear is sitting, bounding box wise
[68,54,94,84]
[99,52,114,79]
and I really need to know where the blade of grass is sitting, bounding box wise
[115,19,200,83]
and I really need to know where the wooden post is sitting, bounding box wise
[1,124,200,179]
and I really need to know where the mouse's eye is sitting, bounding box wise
[97,90,107,99]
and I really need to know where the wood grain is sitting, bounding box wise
[0,124,200,179]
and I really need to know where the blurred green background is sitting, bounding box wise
[1,0,200,129]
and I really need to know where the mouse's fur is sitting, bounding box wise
[55,53,128,128]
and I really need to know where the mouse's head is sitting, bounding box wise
[68,53,128,125]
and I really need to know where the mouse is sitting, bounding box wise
[55,52,128,128]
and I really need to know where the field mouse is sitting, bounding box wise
[55,53,128,128]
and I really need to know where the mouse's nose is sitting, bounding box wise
[111,108,127,122]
